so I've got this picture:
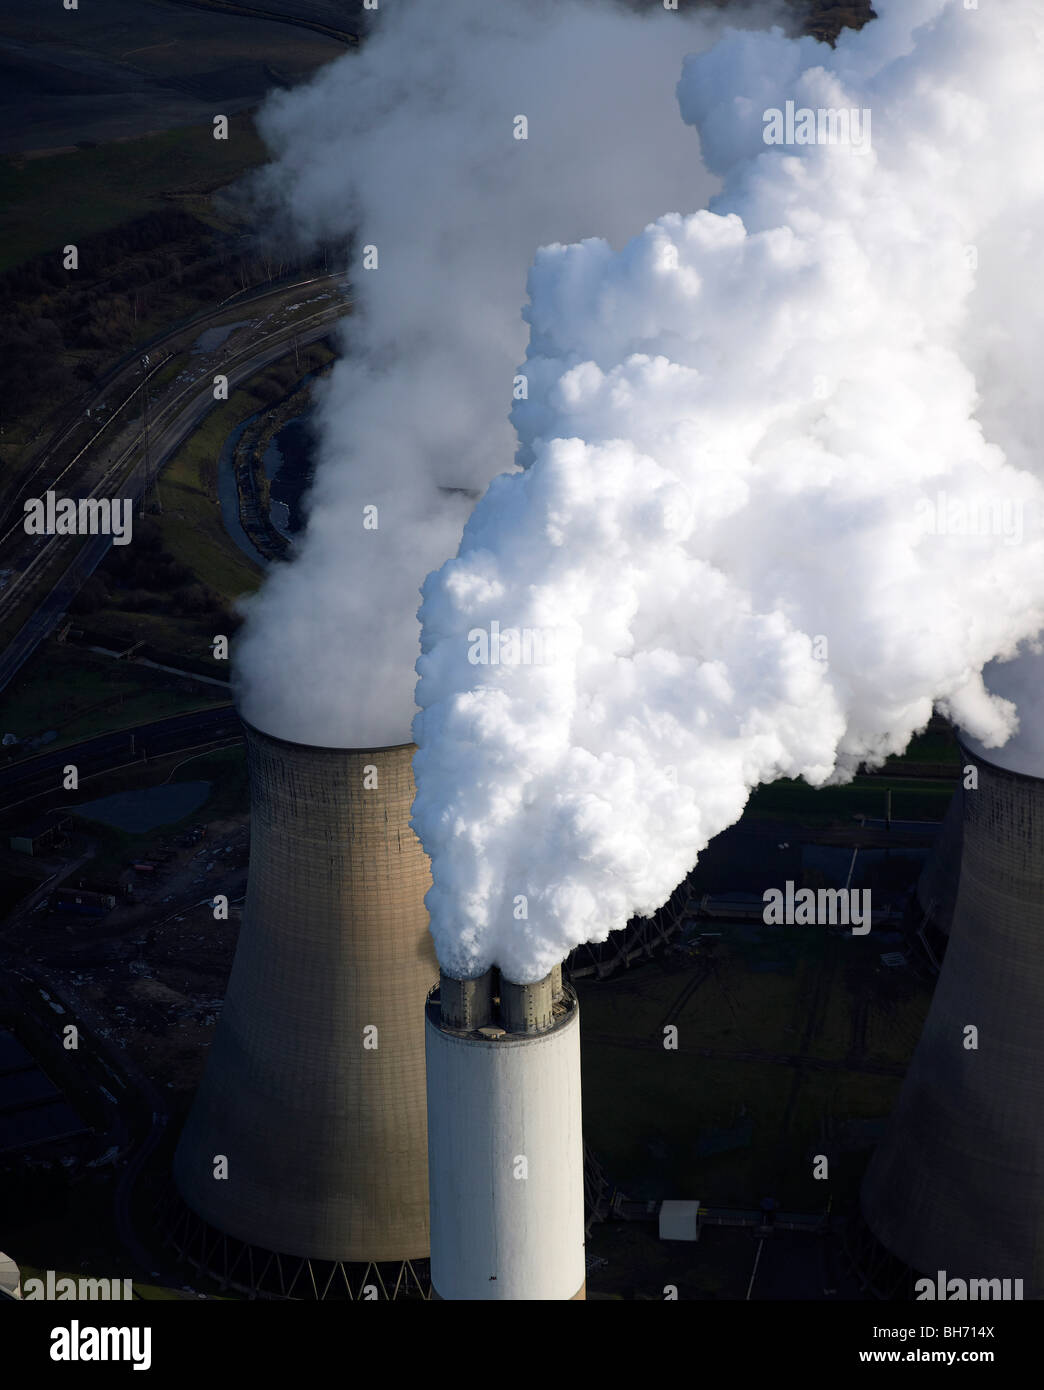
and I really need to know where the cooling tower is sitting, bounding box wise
[859,745,1044,1297]
[425,966,586,1300]
[172,718,437,1296]
[915,782,963,936]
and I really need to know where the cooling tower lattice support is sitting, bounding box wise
[173,718,437,1269]
[425,967,586,1300]
[566,876,691,979]
[159,1184,430,1299]
[860,746,1044,1297]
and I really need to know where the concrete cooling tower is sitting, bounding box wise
[425,964,587,1300]
[915,783,964,938]
[857,745,1044,1299]
[169,718,438,1299]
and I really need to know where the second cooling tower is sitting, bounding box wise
[425,965,586,1300]
[173,719,437,1284]
[860,745,1044,1296]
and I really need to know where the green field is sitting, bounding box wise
[0,119,267,273]
[0,645,227,756]
[577,927,929,1211]
[740,724,959,825]
[746,775,955,825]
[581,1030,902,1211]
[887,727,961,764]
[157,347,333,608]
[68,745,248,878]
[0,353,331,757]
[80,346,334,670]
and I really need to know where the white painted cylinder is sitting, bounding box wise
[425,991,586,1300]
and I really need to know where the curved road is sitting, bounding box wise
[0,704,240,812]
[0,297,345,694]
[0,272,347,540]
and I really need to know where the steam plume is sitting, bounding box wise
[233,0,744,745]
[412,0,1044,982]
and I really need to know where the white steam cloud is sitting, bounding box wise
[412,0,1044,982]
[233,0,749,745]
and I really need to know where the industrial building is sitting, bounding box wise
[857,744,1044,1298]
[425,963,586,1300]
[170,718,437,1299]
[9,814,69,857]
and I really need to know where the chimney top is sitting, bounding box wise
[433,965,572,1037]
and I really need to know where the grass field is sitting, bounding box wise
[80,345,334,670]
[746,775,956,825]
[68,745,248,878]
[0,120,267,273]
[157,347,333,608]
[74,608,236,670]
[0,645,226,754]
[581,1029,902,1210]
[149,351,191,393]
[888,727,961,764]
[0,352,330,756]
[577,925,929,1211]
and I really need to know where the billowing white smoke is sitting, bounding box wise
[413,0,1044,982]
[233,0,748,746]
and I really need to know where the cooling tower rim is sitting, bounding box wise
[955,737,1044,787]
[237,710,415,756]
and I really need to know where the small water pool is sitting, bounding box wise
[74,781,212,833]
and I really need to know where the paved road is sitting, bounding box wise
[0,272,346,538]
[0,704,239,812]
[0,300,344,694]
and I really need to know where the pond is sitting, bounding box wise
[262,412,314,538]
[74,781,211,833]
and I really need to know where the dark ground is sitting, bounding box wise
[0,0,874,155]
[0,0,351,155]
